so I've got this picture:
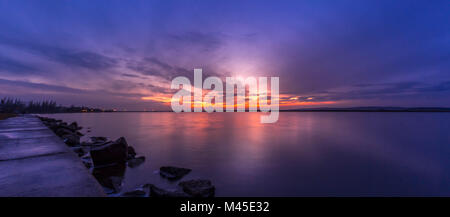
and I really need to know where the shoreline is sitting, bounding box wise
[36,115,216,197]
[28,108,450,114]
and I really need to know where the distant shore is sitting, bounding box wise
[4,107,450,115]
[281,107,450,112]
[44,107,450,113]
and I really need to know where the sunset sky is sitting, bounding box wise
[0,0,449,110]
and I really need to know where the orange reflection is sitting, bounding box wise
[141,93,336,110]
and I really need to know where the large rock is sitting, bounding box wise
[68,122,81,131]
[61,133,80,146]
[55,127,74,137]
[92,163,126,193]
[121,189,146,197]
[71,146,85,156]
[147,184,189,197]
[159,166,191,180]
[127,156,145,168]
[90,136,108,143]
[179,179,215,197]
[90,137,128,167]
[127,146,137,159]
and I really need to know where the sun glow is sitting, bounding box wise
[141,94,336,109]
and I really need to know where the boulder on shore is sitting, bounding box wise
[121,189,146,197]
[90,137,128,167]
[147,184,190,197]
[127,146,137,159]
[179,179,215,197]
[61,133,80,146]
[71,146,85,157]
[159,166,191,180]
[92,163,126,193]
[55,127,74,137]
[68,122,82,131]
[127,156,145,168]
[90,136,108,144]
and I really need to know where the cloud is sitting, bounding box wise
[284,80,450,105]
[0,78,84,93]
[0,35,117,70]
[126,56,220,81]
[0,1,449,109]
[121,73,142,78]
[167,31,224,52]
[0,55,39,74]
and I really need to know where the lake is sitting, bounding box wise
[43,112,450,196]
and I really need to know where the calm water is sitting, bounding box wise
[44,112,450,196]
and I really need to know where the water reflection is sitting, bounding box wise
[45,112,450,196]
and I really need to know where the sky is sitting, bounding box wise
[0,0,449,110]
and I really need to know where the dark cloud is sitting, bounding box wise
[275,1,450,95]
[126,57,220,81]
[290,81,450,104]
[417,81,450,93]
[121,73,142,78]
[143,57,173,71]
[0,78,170,110]
[0,35,117,70]
[0,78,87,93]
[0,78,148,99]
[168,31,224,52]
[0,56,39,74]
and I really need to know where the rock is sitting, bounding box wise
[80,155,93,168]
[127,156,145,168]
[179,179,215,197]
[81,141,93,147]
[82,160,92,169]
[147,184,190,197]
[90,136,108,143]
[62,133,80,146]
[90,137,128,167]
[81,153,91,160]
[159,166,191,180]
[127,146,137,159]
[121,189,146,197]
[92,163,126,193]
[55,127,74,137]
[71,146,85,156]
[68,122,79,131]
[107,176,123,194]
[44,121,59,130]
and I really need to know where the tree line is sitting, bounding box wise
[0,98,112,113]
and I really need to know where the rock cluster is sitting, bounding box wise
[179,179,215,197]
[120,166,215,197]
[38,116,145,194]
[159,166,192,180]
[122,178,215,198]
[40,117,83,148]
[38,116,215,197]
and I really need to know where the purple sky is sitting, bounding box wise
[0,0,449,110]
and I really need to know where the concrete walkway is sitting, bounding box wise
[0,115,105,197]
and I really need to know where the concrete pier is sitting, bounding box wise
[0,115,105,197]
